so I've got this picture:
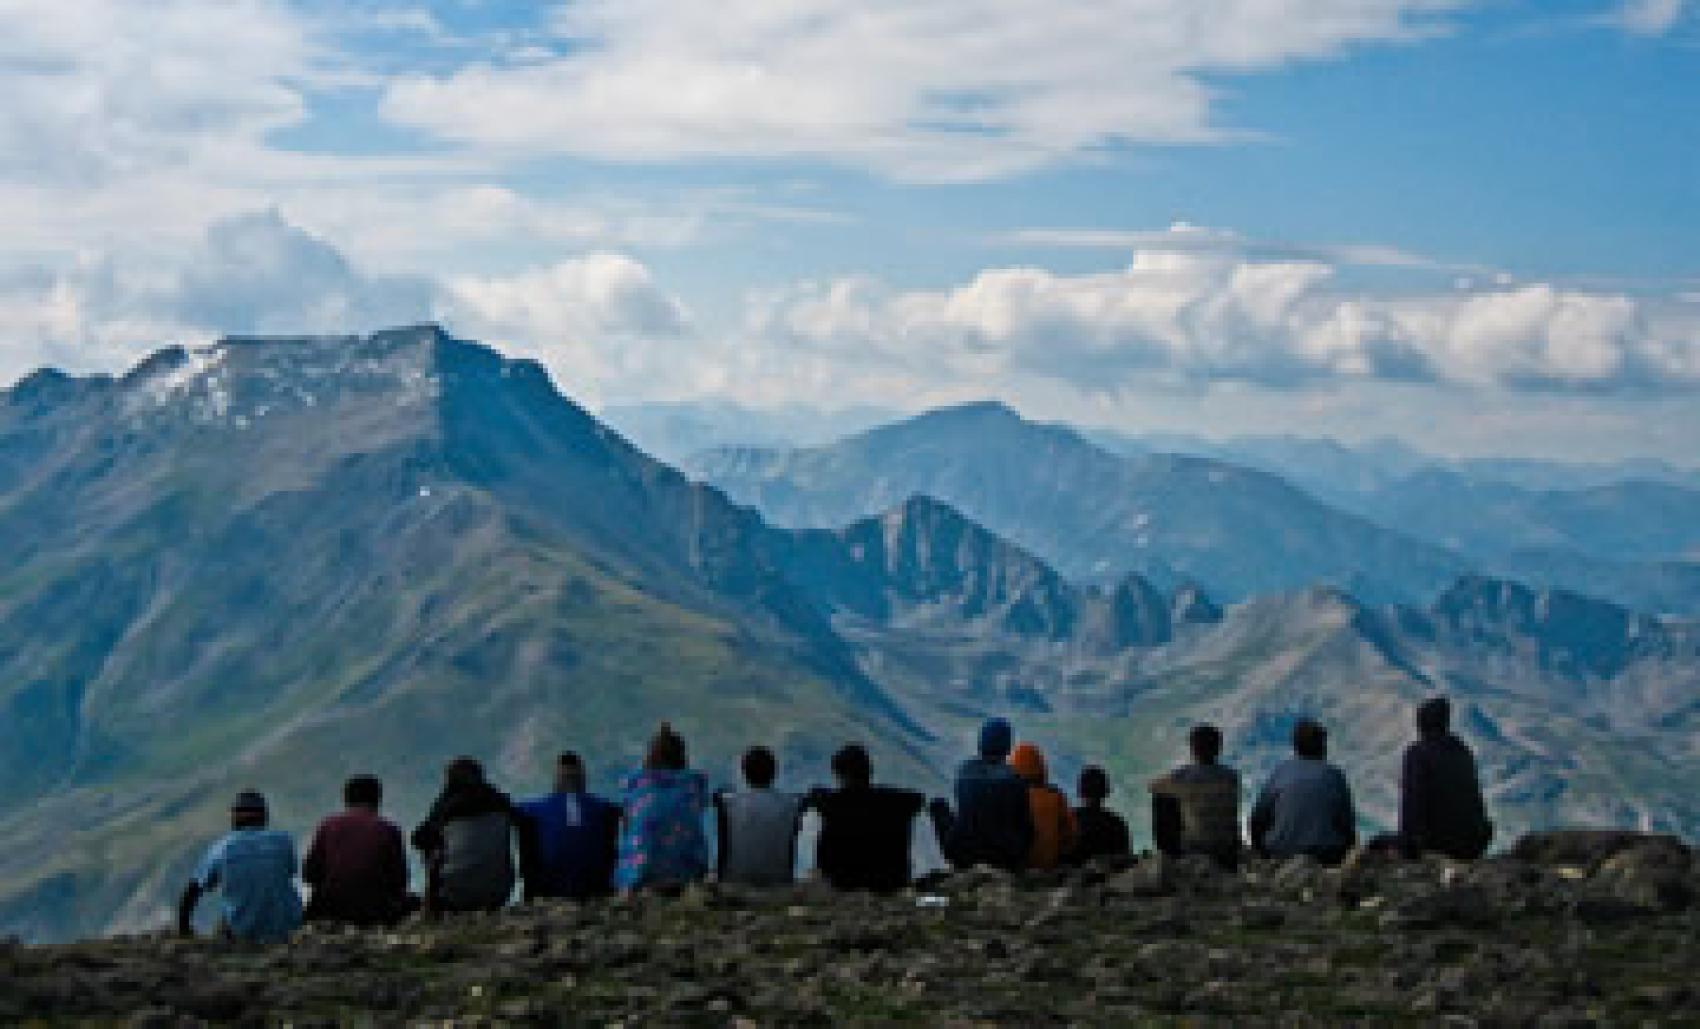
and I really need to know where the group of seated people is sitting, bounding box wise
[179,697,1493,943]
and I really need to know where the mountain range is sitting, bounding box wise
[2,327,1697,943]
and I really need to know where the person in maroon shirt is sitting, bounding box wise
[303,775,416,926]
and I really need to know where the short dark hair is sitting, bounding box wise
[344,775,383,808]
[445,756,485,789]
[558,751,584,772]
[742,746,777,788]
[645,723,688,771]
[831,744,872,785]
[555,752,587,791]
[1189,724,1223,763]
[1078,765,1110,802]
[1292,719,1328,759]
[1417,696,1451,736]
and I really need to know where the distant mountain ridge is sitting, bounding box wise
[3,329,1698,946]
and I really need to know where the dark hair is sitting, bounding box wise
[645,723,688,771]
[1292,719,1328,759]
[445,756,485,789]
[343,775,383,808]
[555,751,587,792]
[230,789,269,827]
[1189,724,1223,763]
[1417,696,1451,737]
[1077,765,1110,802]
[742,746,777,788]
[831,744,872,785]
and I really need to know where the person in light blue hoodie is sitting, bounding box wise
[178,790,303,943]
[1249,719,1358,866]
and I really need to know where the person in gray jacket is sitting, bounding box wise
[1249,720,1357,866]
[714,746,801,887]
[411,757,517,913]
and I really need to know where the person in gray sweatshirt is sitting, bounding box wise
[714,746,801,887]
[1249,719,1357,866]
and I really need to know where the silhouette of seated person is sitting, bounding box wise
[411,757,517,914]
[928,717,1033,872]
[515,752,621,901]
[806,744,925,891]
[303,774,417,926]
[178,790,302,943]
[1149,724,1243,870]
[1249,719,1357,866]
[715,745,802,887]
[1388,697,1494,860]
[1069,766,1131,865]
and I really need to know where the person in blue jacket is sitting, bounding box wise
[178,790,302,943]
[928,717,1034,872]
[515,752,621,900]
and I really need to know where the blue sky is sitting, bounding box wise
[0,0,1695,461]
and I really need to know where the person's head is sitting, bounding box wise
[644,722,688,772]
[978,717,1013,761]
[1292,719,1328,760]
[1189,724,1224,765]
[1417,696,1451,738]
[1077,765,1111,806]
[831,743,872,787]
[343,775,383,810]
[741,746,777,789]
[554,752,587,794]
[1008,742,1048,784]
[444,756,485,790]
[230,790,269,830]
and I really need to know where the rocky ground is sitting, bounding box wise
[2,831,1695,1026]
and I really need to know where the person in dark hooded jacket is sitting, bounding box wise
[928,718,1033,872]
[412,757,517,913]
[1396,697,1493,860]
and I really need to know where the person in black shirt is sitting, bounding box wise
[1396,697,1493,860]
[806,744,925,891]
[1069,765,1130,864]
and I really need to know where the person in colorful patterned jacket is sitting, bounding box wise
[615,723,710,892]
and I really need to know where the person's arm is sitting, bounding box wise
[1334,771,1359,849]
[1152,794,1183,855]
[302,825,325,889]
[1248,781,1275,856]
[176,881,203,937]
[712,791,730,881]
[512,808,540,901]
[1398,745,1427,849]
[383,825,410,908]
[1058,795,1080,858]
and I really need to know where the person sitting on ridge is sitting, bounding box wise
[303,774,415,926]
[1009,742,1077,870]
[807,744,926,891]
[178,790,302,943]
[514,752,621,901]
[714,745,802,887]
[411,757,517,914]
[615,723,710,892]
[929,717,1034,872]
[1249,719,1358,866]
[1149,724,1244,870]
[1395,697,1494,860]
[1069,765,1131,864]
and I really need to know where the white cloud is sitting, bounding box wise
[1613,0,1687,35]
[380,0,1466,182]
[749,226,1700,395]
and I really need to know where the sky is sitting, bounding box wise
[0,0,1696,462]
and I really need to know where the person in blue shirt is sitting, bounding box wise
[178,790,303,943]
[1249,719,1358,866]
[514,752,621,901]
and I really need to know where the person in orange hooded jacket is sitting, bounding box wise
[1008,743,1077,870]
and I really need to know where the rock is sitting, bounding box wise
[1511,830,1689,872]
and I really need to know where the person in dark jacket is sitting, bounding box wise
[1149,724,1243,870]
[514,752,621,901]
[1249,720,1357,866]
[303,775,415,926]
[412,757,517,913]
[807,744,925,891]
[928,717,1034,871]
[1396,697,1493,860]
[1069,766,1131,864]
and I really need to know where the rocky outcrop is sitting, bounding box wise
[4,833,1694,1025]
